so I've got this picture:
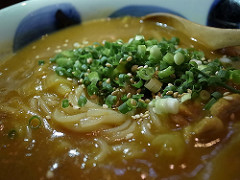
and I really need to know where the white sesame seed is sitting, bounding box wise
[106,78,111,84]
[46,116,51,120]
[73,106,80,110]
[147,123,151,129]
[87,58,92,64]
[73,42,81,48]
[102,104,108,109]
[223,92,230,96]
[135,114,140,119]
[127,73,132,77]
[127,56,132,61]
[223,96,233,101]
[126,133,133,139]
[46,170,54,179]
[105,63,112,67]
[127,93,132,99]
[55,49,62,53]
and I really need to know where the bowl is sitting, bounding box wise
[0,0,216,59]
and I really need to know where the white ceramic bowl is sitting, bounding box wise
[0,0,216,58]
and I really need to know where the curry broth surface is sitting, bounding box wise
[0,17,240,180]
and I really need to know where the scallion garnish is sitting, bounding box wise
[78,95,87,107]
[38,60,45,65]
[62,99,69,108]
[105,95,117,108]
[8,129,17,139]
[50,35,240,114]
[28,115,41,129]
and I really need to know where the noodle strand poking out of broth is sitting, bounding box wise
[1,16,240,179]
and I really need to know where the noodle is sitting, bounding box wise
[53,108,126,132]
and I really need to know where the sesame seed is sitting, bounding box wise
[187,89,192,93]
[130,78,134,83]
[127,93,132,99]
[223,96,233,101]
[73,106,80,110]
[147,123,151,129]
[79,79,83,83]
[145,99,150,103]
[166,91,173,95]
[67,77,73,81]
[126,133,133,139]
[73,42,81,48]
[135,114,140,119]
[223,92,230,96]
[120,88,125,93]
[136,89,141,94]
[127,73,132,77]
[87,58,92,64]
[127,56,132,61]
[111,91,118,96]
[173,92,179,98]
[46,116,51,120]
[131,65,138,72]
[106,78,111,84]
[55,49,62,53]
[102,104,108,108]
[143,114,149,118]
[144,65,148,68]
[105,63,112,67]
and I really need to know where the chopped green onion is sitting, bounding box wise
[144,78,163,93]
[137,67,155,80]
[174,52,185,65]
[149,45,162,61]
[137,45,146,57]
[78,95,87,107]
[199,90,210,101]
[105,95,117,108]
[38,60,45,65]
[8,130,17,139]
[231,70,240,84]
[62,99,69,108]
[204,98,217,110]
[88,72,100,84]
[87,83,98,95]
[158,66,175,79]
[28,115,41,129]
[132,79,144,88]
[121,94,128,102]
[211,92,223,100]
[163,52,174,65]
[118,102,132,114]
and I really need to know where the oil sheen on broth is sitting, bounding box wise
[0,17,240,180]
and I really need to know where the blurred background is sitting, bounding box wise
[0,0,26,9]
